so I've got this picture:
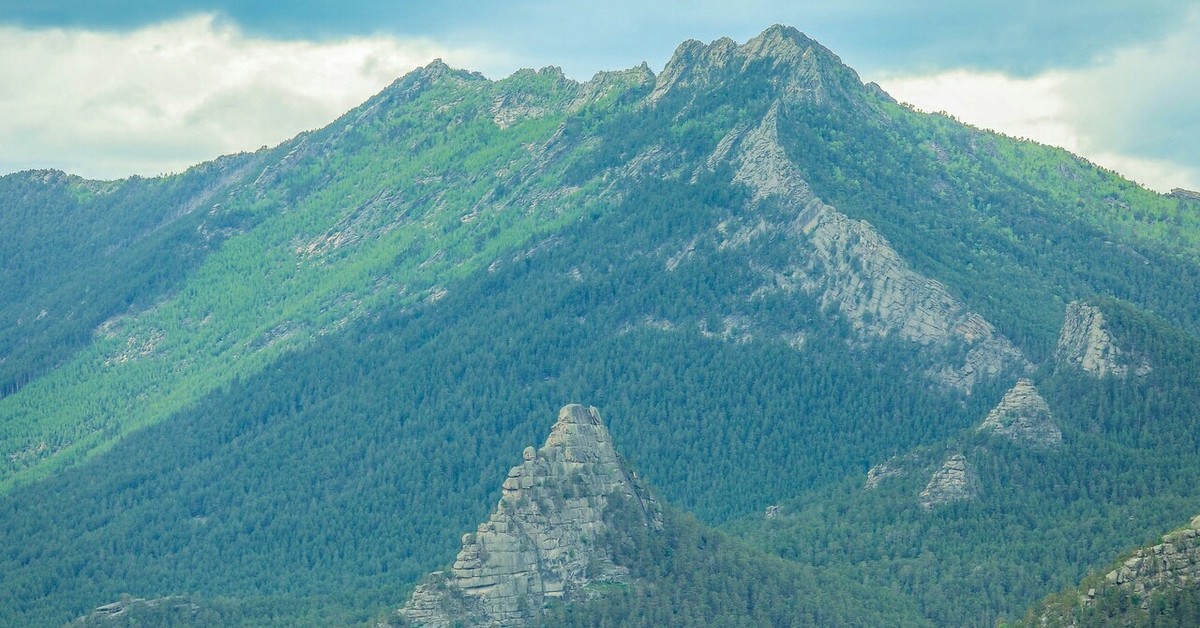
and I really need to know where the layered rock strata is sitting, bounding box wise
[1055,301,1150,378]
[1086,516,1200,609]
[396,405,661,627]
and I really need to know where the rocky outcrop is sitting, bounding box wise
[723,104,1030,393]
[1169,188,1200,202]
[864,452,922,489]
[396,405,661,627]
[977,379,1062,448]
[74,596,200,625]
[572,63,655,111]
[919,454,979,509]
[1089,516,1200,608]
[490,67,579,129]
[1054,301,1150,378]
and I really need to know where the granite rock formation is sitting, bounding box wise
[395,405,661,627]
[977,379,1062,448]
[1073,515,1200,613]
[1055,301,1151,378]
[919,453,979,509]
[864,452,922,489]
[719,102,1030,393]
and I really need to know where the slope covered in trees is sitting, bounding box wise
[732,300,1200,624]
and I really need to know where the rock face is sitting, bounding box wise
[1055,301,1150,378]
[919,454,979,509]
[651,25,864,107]
[1169,188,1200,202]
[864,452,921,489]
[77,596,200,624]
[627,28,1028,394]
[396,405,661,627]
[1091,516,1200,608]
[977,379,1062,448]
[721,104,1029,393]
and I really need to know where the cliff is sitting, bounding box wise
[1094,516,1200,607]
[1055,301,1151,378]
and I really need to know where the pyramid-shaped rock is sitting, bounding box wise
[396,405,661,627]
[977,379,1061,447]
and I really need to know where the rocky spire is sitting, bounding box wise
[395,405,661,627]
[977,379,1062,448]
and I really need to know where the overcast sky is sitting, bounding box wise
[2,1,1197,191]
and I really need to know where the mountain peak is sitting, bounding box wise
[739,24,821,60]
[650,24,865,105]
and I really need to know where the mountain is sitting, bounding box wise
[732,297,1200,625]
[2,24,1200,626]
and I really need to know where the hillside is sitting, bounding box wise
[1014,515,1200,627]
[2,24,1199,626]
[731,298,1200,624]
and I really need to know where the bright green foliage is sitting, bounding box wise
[0,159,266,397]
[0,160,990,626]
[0,63,627,491]
[777,95,1200,362]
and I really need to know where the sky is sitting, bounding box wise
[2,1,1197,192]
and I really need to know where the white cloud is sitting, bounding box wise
[872,9,1200,194]
[0,15,497,179]
[874,70,1077,146]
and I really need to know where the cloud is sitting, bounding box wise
[875,70,1076,146]
[0,14,498,179]
[1059,7,1200,175]
[874,8,1200,193]
[2,1,1184,79]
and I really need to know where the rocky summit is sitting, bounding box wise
[4,21,1200,628]
[395,405,661,627]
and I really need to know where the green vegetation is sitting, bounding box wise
[0,64,619,491]
[1017,580,1200,628]
[731,302,1200,625]
[0,164,993,625]
[0,159,265,398]
[779,94,1200,362]
[542,501,931,626]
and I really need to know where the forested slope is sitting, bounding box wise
[733,299,1200,625]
